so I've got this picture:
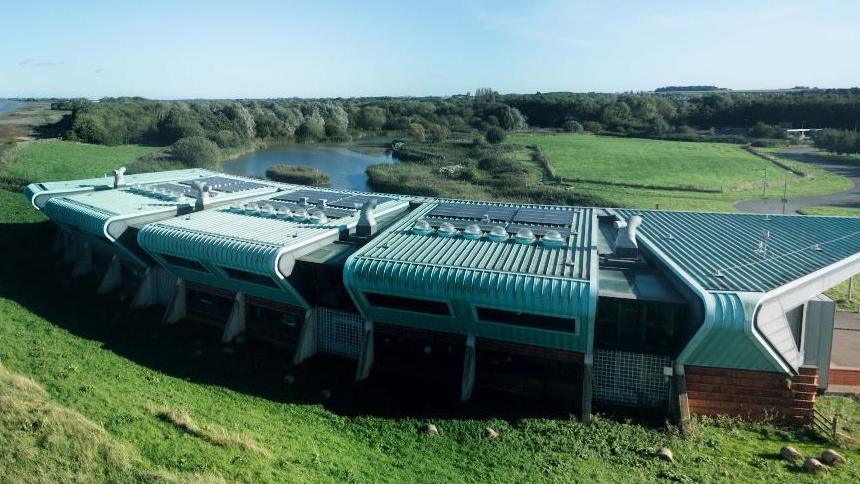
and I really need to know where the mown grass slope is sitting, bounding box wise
[10,140,160,182]
[1,143,859,482]
[509,134,852,211]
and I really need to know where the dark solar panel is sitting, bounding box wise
[329,194,395,209]
[272,189,347,204]
[506,224,571,238]
[266,200,356,219]
[148,183,197,196]
[425,218,499,232]
[428,203,516,221]
[216,180,269,192]
[511,208,574,226]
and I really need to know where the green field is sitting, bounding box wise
[509,134,852,211]
[9,141,161,182]
[1,142,860,482]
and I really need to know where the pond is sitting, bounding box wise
[0,99,25,116]
[222,145,395,191]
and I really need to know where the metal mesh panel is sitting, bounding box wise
[593,349,672,408]
[317,308,363,358]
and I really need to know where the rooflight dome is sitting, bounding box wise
[463,224,482,240]
[437,222,457,238]
[291,207,309,222]
[515,227,536,244]
[245,203,260,214]
[488,225,508,242]
[542,230,565,248]
[412,219,433,235]
[230,204,243,213]
[260,204,276,217]
[276,207,292,219]
[308,209,327,224]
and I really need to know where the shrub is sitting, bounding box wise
[582,121,604,133]
[265,164,330,186]
[169,136,220,168]
[562,120,584,133]
[485,126,506,144]
[749,122,786,139]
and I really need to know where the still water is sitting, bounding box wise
[222,145,395,191]
[0,99,25,115]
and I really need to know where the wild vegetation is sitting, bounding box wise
[265,164,330,186]
[815,128,860,155]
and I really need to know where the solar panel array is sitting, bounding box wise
[273,189,394,208]
[147,183,197,197]
[178,176,269,193]
[424,203,576,238]
[263,200,356,219]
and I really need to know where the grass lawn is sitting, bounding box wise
[9,140,160,182]
[1,142,860,481]
[509,134,853,211]
[801,206,860,217]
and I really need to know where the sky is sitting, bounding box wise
[2,0,858,99]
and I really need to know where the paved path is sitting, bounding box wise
[735,147,860,214]
[832,311,860,369]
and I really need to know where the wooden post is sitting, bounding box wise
[848,276,854,302]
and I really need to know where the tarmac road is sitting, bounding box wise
[734,147,860,215]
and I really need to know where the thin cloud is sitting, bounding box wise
[468,1,592,48]
[18,58,63,67]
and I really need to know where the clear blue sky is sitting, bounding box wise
[2,0,858,99]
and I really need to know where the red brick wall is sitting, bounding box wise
[830,368,860,386]
[685,366,817,424]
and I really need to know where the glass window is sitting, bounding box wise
[160,253,208,272]
[365,293,451,316]
[476,307,576,333]
[221,267,280,288]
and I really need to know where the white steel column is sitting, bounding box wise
[355,320,374,381]
[71,242,93,277]
[221,292,246,342]
[460,334,476,402]
[131,267,157,309]
[97,255,122,293]
[293,309,318,364]
[162,278,187,324]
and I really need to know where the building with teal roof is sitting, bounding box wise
[27,169,860,425]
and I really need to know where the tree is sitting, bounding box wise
[296,109,325,142]
[408,123,426,142]
[170,136,220,167]
[357,106,387,130]
[427,124,449,142]
[562,120,584,133]
[485,126,506,144]
[749,122,785,139]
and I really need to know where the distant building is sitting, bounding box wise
[28,169,858,425]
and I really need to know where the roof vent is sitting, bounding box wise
[192,181,212,210]
[299,196,309,207]
[463,224,482,240]
[811,243,823,252]
[356,199,378,237]
[113,167,126,188]
[613,215,642,258]
[437,222,457,238]
[542,230,565,248]
[413,219,433,235]
[488,225,508,243]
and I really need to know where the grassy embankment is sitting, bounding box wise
[508,134,852,212]
[1,141,860,481]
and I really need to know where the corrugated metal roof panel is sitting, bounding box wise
[616,209,860,293]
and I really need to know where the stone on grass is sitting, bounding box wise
[484,427,498,439]
[821,449,845,466]
[656,447,674,462]
[780,446,803,461]
[803,458,828,473]
[421,423,439,436]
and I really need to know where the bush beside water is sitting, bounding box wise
[265,164,330,186]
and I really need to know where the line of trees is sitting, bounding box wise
[52,88,860,150]
[814,129,860,154]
